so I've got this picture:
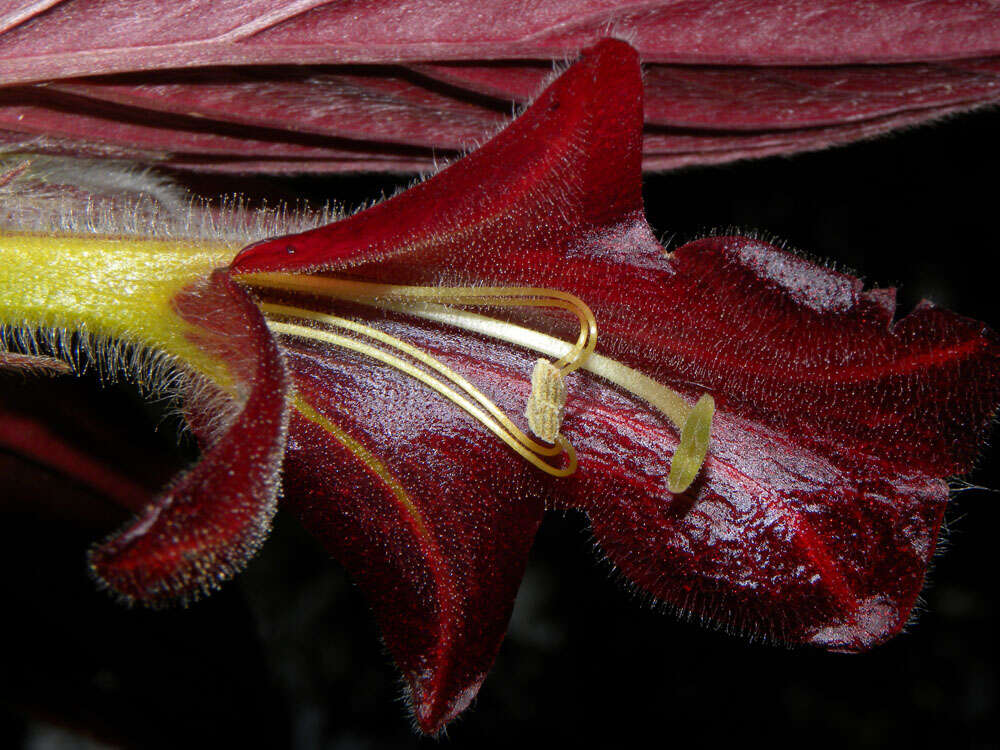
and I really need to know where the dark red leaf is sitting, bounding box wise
[2,0,999,81]
[0,88,393,160]
[49,69,506,149]
[419,58,1000,131]
[2,2,998,172]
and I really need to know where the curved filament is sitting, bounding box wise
[264,307,576,477]
[242,272,712,490]
[238,273,597,374]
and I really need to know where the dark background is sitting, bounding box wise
[2,104,998,748]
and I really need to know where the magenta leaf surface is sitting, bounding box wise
[2,0,999,76]
[1,2,998,172]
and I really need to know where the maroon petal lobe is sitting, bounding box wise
[88,270,289,606]
[554,236,1000,651]
[281,340,544,734]
[232,38,646,275]
[234,35,1000,660]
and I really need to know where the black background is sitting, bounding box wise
[2,103,998,748]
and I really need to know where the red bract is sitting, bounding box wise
[1,1,998,172]
[89,272,290,605]
[1,40,998,735]
[2,272,291,603]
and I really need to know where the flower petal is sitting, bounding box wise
[88,270,289,605]
[232,38,648,275]
[551,235,1000,651]
[233,35,1000,664]
[281,337,544,734]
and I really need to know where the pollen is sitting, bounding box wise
[526,358,566,443]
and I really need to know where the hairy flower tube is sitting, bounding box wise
[1,41,998,733]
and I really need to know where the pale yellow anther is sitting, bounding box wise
[666,393,715,494]
[525,358,566,444]
[241,272,715,489]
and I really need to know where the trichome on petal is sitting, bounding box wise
[0,38,997,739]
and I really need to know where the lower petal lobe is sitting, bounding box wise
[282,339,544,734]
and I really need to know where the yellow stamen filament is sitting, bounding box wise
[240,273,713,492]
[383,303,695,425]
[238,273,597,375]
[351,303,717,493]
[264,306,577,478]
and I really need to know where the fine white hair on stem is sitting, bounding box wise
[0,154,342,246]
[0,156,298,445]
[0,320,239,448]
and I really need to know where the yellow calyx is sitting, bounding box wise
[0,230,238,387]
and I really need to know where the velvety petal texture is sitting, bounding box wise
[1,1,997,172]
[553,237,999,651]
[232,39,648,274]
[88,271,289,605]
[235,36,1000,676]
[283,341,545,733]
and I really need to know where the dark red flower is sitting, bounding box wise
[1,40,998,734]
